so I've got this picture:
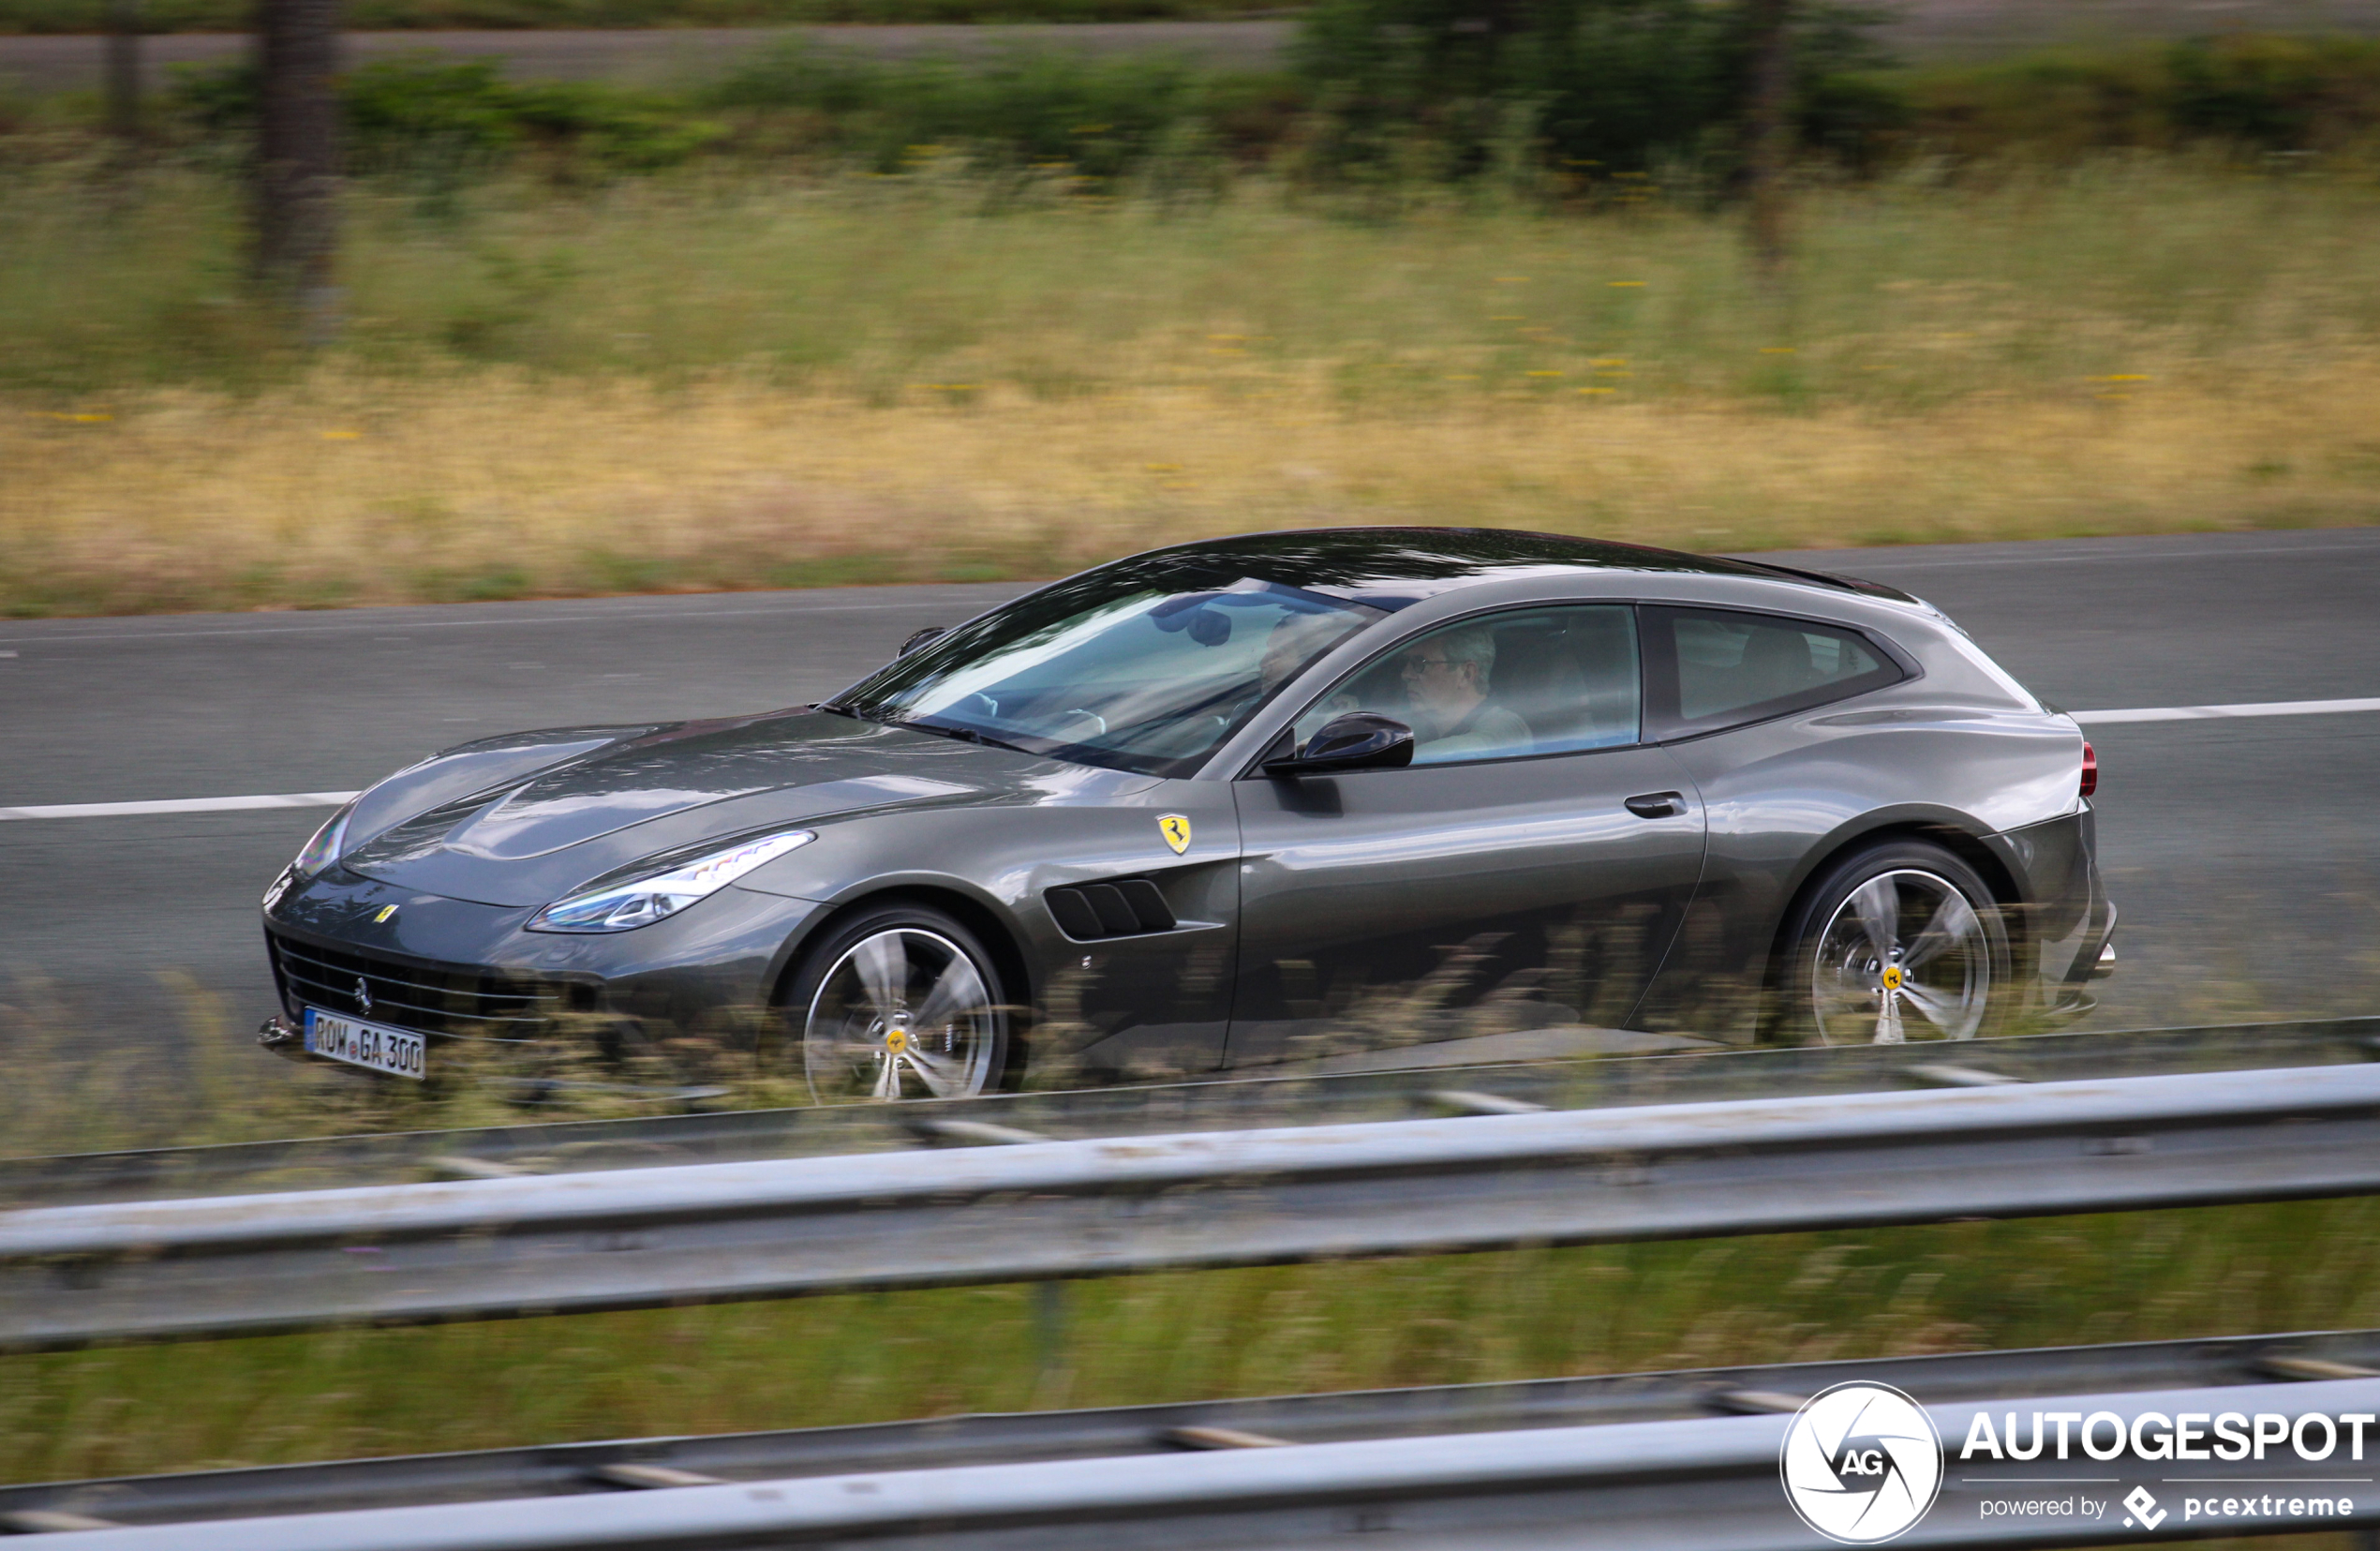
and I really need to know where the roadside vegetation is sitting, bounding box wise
[4,22,2380,623]
[0,0,1268,31]
[7,146,2380,617]
[3,1194,2375,1506]
[7,21,2380,617]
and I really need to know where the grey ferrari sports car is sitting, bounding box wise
[259,528,2115,1096]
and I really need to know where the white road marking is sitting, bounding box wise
[3,695,2373,818]
[0,591,1023,647]
[0,791,359,821]
[2073,696,2380,724]
[1798,535,2380,571]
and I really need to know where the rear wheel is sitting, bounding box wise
[1778,841,2011,1046]
[786,903,1009,1103]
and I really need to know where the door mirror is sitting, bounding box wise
[1265,712,1415,777]
[898,626,946,658]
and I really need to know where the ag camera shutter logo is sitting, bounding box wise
[1780,1381,1945,1544]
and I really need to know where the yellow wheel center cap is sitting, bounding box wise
[884,1028,909,1054]
[1881,964,1904,992]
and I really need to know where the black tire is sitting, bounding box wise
[781,902,1012,1103]
[1772,839,2013,1047]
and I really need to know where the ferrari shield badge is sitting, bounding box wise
[1158,814,1193,855]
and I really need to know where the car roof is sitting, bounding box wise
[1121,528,1916,610]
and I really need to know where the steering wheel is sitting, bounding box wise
[1057,708,1108,738]
[960,692,1000,719]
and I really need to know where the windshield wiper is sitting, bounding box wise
[879,714,1037,757]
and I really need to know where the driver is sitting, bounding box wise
[1402,625,1529,758]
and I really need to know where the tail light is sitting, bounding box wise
[2079,740,2098,799]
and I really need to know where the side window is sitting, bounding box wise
[1646,606,1906,737]
[1291,605,1641,767]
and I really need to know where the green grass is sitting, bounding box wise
[9,155,2380,401]
[7,1200,2378,1489]
[5,157,2380,618]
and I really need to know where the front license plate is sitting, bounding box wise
[304,1007,427,1081]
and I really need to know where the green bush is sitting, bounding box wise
[2168,33,2380,150]
[142,26,2380,197]
[699,44,1284,176]
[345,58,524,170]
[1289,0,1897,182]
[0,0,1257,32]
[166,56,722,175]
[1882,35,2380,159]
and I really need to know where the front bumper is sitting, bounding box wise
[257,1012,737,1109]
[260,868,828,1061]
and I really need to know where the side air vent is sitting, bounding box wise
[1046,879,1177,941]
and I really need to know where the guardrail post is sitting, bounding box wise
[1032,1280,1070,1400]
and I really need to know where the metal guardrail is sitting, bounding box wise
[6,1015,2374,1209]
[9,1365,2380,1546]
[8,1329,2377,1532]
[5,1060,2378,1352]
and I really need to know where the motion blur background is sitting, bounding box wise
[4,0,2379,1537]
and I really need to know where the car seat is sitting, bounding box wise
[1491,616,1638,752]
[1737,624,1822,706]
[1479,627,1562,751]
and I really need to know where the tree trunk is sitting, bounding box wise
[104,0,141,146]
[254,0,342,343]
[1742,0,1794,286]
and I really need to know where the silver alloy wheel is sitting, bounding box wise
[801,928,1002,1102]
[1809,868,1993,1045]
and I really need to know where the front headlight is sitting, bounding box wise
[292,804,354,877]
[528,830,817,934]
[265,801,357,907]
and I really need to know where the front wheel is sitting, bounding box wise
[1777,841,2011,1046]
[784,903,1009,1103]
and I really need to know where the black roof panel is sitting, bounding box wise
[1110,527,1817,607]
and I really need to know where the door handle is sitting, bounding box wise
[1624,791,1688,819]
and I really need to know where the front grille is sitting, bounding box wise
[270,932,562,1038]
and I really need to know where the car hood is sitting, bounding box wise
[338,708,1098,908]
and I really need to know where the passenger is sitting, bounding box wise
[1259,610,1353,695]
[1402,626,1530,758]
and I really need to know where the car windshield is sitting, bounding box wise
[832,574,1387,777]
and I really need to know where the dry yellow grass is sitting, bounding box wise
[10,356,2380,613]
[10,161,2380,612]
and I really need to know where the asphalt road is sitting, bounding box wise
[9,0,2380,94]
[3,527,2376,1092]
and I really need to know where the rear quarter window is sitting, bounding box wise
[1644,605,1911,739]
